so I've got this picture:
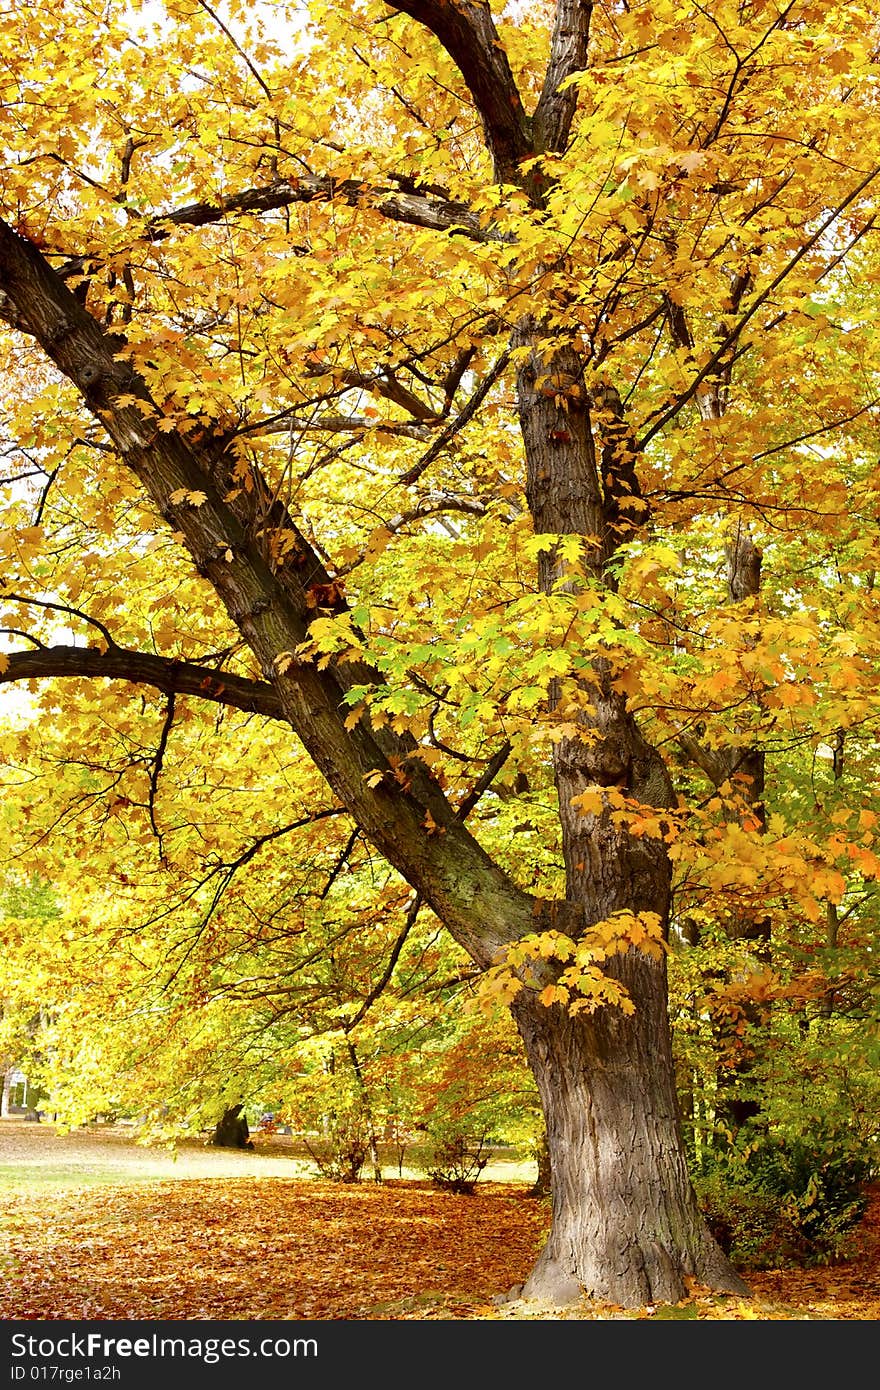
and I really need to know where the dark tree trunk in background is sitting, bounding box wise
[675,522,770,1140]
[717,523,770,1135]
[529,1130,551,1199]
[210,1104,253,1149]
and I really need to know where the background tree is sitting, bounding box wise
[2,0,880,1307]
[0,875,59,1115]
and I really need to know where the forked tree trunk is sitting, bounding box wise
[512,959,749,1307]
[0,163,751,1310]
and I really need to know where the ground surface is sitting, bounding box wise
[1,1119,878,1320]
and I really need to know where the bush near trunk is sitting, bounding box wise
[422,1122,492,1195]
[301,1110,371,1183]
[695,1135,872,1269]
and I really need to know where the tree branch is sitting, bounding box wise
[455,739,511,820]
[533,0,593,154]
[51,179,497,291]
[238,410,433,440]
[638,163,880,448]
[385,1,531,183]
[305,362,440,421]
[0,213,540,968]
[148,689,176,849]
[153,176,493,242]
[344,736,512,1032]
[344,891,422,1034]
[398,348,510,485]
[676,731,726,787]
[0,645,284,719]
[158,808,346,987]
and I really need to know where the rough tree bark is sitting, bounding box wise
[512,981,743,1305]
[0,0,753,1307]
[503,323,748,1303]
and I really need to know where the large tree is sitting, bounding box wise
[2,0,880,1307]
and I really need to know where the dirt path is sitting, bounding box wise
[0,1117,314,1184]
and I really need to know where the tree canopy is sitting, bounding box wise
[2,0,880,1309]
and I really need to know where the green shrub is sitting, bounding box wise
[694,1136,871,1269]
[746,1137,870,1260]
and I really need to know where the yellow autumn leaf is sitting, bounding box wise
[539,984,570,1007]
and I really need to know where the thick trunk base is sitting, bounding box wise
[511,960,751,1309]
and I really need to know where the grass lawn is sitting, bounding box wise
[0,1117,534,1190]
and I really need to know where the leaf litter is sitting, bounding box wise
[3,1175,879,1321]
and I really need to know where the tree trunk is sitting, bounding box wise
[528,1129,551,1198]
[505,330,751,1307]
[347,1041,383,1183]
[210,1104,253,1149]
[715,522,770,1136]
[512,960,749,1307]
